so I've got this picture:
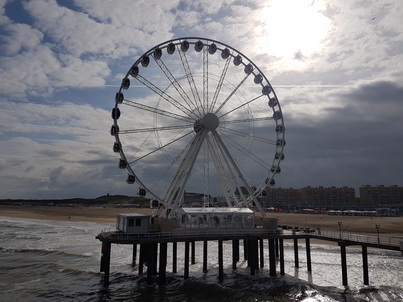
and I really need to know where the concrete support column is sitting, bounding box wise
[259,238,264,268]
[279,238,285,275]
[159,242,167,284]
[139,244,145,275]
[132,244,137,267]
[152,243,158,275]
[293,238,299,268]
[269,238,276,276]
[100,241,111,287]
[172,242,177,273]
[340,244,348,286]
[248,239,258,275]
[362,245,369,285]
[232,239,239,270]
[191,241,196,265]
[203,240,208,273]
[184,241,190,279]
[275,238,279,258]
[306,237,312,272]
[218,240,224,282]
[146,244,155,285]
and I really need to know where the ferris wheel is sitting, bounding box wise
[111,37,285,218]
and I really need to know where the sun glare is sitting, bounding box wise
[256,0,331,66]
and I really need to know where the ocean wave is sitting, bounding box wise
[0,246,93,259]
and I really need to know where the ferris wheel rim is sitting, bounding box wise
[111,37,285,213]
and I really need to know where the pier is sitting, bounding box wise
[96,227,402,287]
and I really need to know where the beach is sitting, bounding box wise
[1,204,402,237]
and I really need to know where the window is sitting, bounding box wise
[128,218,134,227]
[135,218,141,227]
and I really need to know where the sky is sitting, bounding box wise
[1,0,402,200]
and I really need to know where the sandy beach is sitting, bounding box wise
[1,204,402,237]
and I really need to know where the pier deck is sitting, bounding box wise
[96,227,402,287]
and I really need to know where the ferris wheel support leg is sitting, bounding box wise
[210,136,245,207]
[164,130,208,218]
[211,130,265,217]
[206,136,234,207]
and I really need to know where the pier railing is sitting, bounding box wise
[313,229,402,247]
[97,227,280,243]
[97,227,402,249]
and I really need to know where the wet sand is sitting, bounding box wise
[1,205,402,236]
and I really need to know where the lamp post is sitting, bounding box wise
[375,224,380,244]
[338,221,342,239]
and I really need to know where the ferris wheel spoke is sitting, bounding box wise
[219,94,265,119]
[119,124,192,134]
[178,48,203,116]
[153,57,199,114]
[219,127,277,145]
[220,132,272,170]
[122,99,193,123]
[203,46,209,114]
[150,137,195,191]
[134,74,197,118]
[220,116,273,125]
[209,56,231,112]
[129,130,193,165]
[214,73,250,115]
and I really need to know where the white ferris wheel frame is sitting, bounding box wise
[111,37,285,218]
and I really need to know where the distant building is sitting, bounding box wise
[258,186,356,209]
[258,187,301,208]
[300,186,355,207]
[359,185,403,207]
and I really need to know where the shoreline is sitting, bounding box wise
[1,204,402,237]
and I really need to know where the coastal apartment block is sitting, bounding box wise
[257,185,403,209]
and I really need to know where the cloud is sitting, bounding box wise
[1,0,402,199]
[0,100,132,198]
[279,80,403,189]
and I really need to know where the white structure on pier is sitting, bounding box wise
[176,207,255,228]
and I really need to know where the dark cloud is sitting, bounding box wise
[279,80,403,190]
[342,81,403,104]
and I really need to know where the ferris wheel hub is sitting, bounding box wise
[202,113,219,130]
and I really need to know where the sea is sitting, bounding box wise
[1,216,402,302]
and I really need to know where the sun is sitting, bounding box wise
[256,0,331,66]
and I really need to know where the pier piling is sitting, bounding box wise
[132,244,137,267]
[269,238,276,276]
[159,242,167,284]
[203,240,208,272]
[184,241,190,279]
[191,241,196,265]
[100,242,111,287]
[218,240,224,282]
[279,238,285,275]
[340,244,348,286]
[293,238,299,268]
[259,239,264,268]
[232,239,239,270]
[172,242,177,273]
[362,245,369,285]
[306,238,312,272]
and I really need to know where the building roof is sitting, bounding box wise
[180,207,253,215]
[117,213,150,218]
